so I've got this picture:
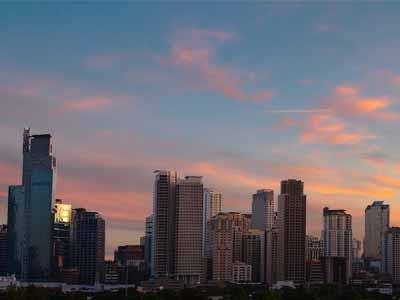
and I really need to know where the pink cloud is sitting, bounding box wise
[161,28,274,102]
[63,97,113,112]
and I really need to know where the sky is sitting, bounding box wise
[1,3,400,257]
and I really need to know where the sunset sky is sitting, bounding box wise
[1,3,400,256]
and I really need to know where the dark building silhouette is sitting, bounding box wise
[277,179,306,285]
[70,208,105,284]
[0,225,7,276]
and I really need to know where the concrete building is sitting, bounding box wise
[352,239,362,260]
[382,227,400,284]
[277,179,306,285]
[231,262,252,283]
[229,212,252,263]
[174,176,204,284]
[322,207,352,284]
[153,170,177,279]
[305,236,323,286]
[70,208,105,285]
[210,213,233,282]
[251,189,274,231]
[242,229,264,282]
[364,201,389,260]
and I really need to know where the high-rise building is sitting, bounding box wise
[144,215,154,277]
[7,129,57,281]
[352,239,362,260]
[53,199,72,278]
[277,179,306,285]
[382,227,400,284]
[174,176,204,284]
[321,207,352,284]
[306,235,323,261]
[364,201,389,260]
[203,188,222,257]
[153,170,177,279]
[70,208,105,284]
[210,213,233,282]
[0,225,7,276]
[7,185,24,277]
[251,189,274,231]
[229,212,251,263]
[265,226,278,285]
[114,245,146,284]
[242,229,264,282]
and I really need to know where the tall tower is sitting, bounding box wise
[364,201,389,260]
[203,188,222,257]
[153,170,177,278]
[277,179,306,285]
[321,207,352,284]
[7,129,58,281]
[175,176,204,284]
[382,227,400,284]
[144,215,154,277]
[251,189,274,231]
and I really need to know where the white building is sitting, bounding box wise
[232,262,252,283]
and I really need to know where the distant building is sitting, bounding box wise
[210,213,234,282]
[70,208,105,284]
[203,188,222,282]
[229,212,251,263]
[53,199,72,279]
[265,226,278,285]
[114,245,146,284]
[7,185,24,277]
[104,260,119,284]
[0,225,7,276]
[364,201,389,260]
[382,227,400,284]
[277,179,306,285]
[231,262,252,283]
[144,215,153,277]
[242,229,264,282]
[352,239,362,260]
[251,189,274,231]
[322,207,352,284]
[306,235,323,261]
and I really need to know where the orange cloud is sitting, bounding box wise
[63,97,112,112]
[300,114,372,145]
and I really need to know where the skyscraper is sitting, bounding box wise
[277,179,306,285]
[7,185,24,277]
[265,226,278,285]
[70,208,105,284]
[7,129,57,281]
[174,176,204,284]
[153,170,177,279]
[382,227,400,284]
[251,189,274,231]
[321,207,352,284]
[364,201,389,260]
[203,188,222,257]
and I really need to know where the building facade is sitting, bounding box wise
[203,188,222,257]
[265,226,278,285]
[232,262,252,283]
[53,199,71,278]
[174,176,204,284]
[70,208,105,284]
[382,227,400,284]
[321,207,352,284]
[364,201,389,260]
[144,215,154,277]
[277,179,306,285]
[0,225,7,276]
[242,229,264,282]
[251,189,274,231]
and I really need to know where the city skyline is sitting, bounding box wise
[1,3,400,257]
